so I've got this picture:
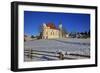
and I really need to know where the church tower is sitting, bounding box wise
[59,22,63,38]
[42,23,47,39]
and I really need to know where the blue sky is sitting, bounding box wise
[24,11,90,36]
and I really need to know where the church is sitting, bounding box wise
[41,22,68,39]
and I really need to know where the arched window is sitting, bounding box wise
[52,32,54,35]
[51,32,52,35]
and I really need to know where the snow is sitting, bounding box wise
[24,38,90,61]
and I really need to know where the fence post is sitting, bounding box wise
[58,52,64,60]
[29,48,32,60]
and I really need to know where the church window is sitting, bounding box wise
[53,32,54,35]
[51,32,52,35]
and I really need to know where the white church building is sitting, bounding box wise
[41,22,68,39]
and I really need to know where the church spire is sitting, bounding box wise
[43,23,46,27]
[59,21,62,30]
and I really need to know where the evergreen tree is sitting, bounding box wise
[31,35,35,38]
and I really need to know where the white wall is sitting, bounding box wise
[0,0,99,73]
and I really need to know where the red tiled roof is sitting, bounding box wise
[46,23,58,29]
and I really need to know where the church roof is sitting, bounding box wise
[46,23,58,30]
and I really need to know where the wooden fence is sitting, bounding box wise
[24,48,90,61]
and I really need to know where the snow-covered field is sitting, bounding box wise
[24,38,90,61]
